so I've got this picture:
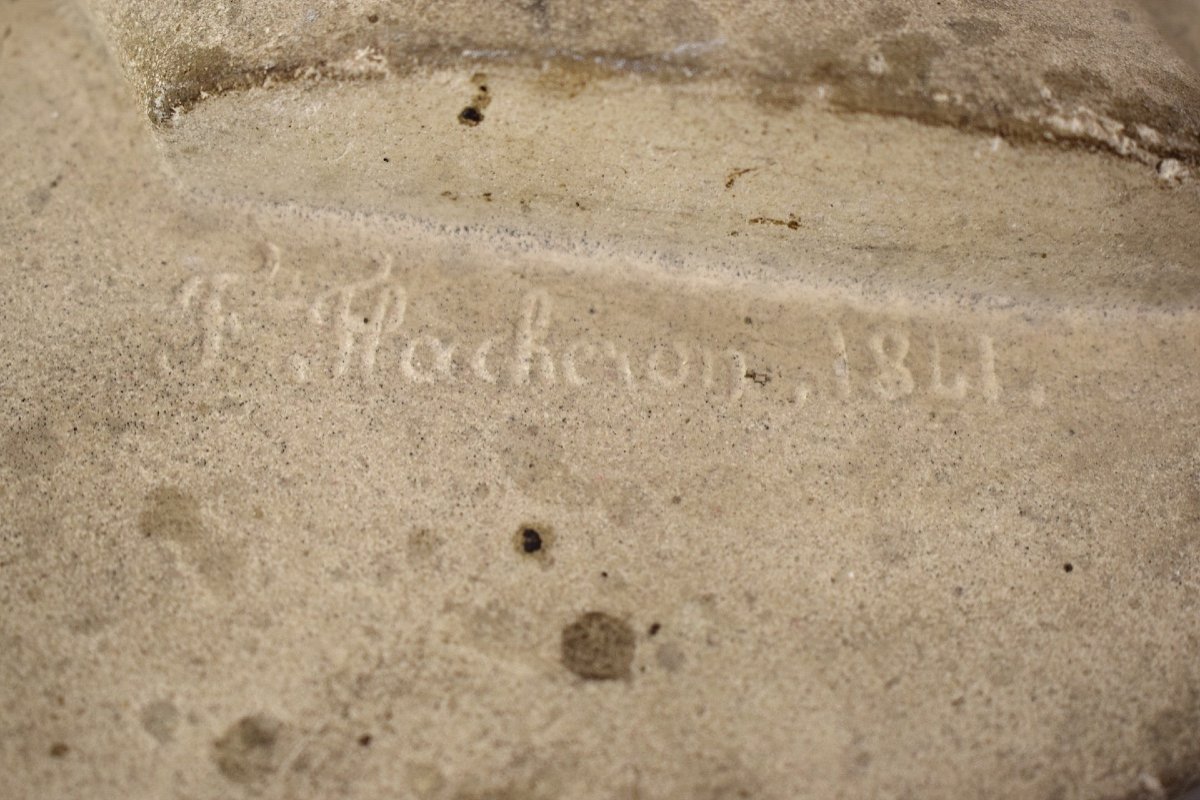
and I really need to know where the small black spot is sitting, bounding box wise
[745,369,771,386]
[600,571,608,578]
[1063,563,1074,573]
[744,316,753,325]
[363,317,369,324]
[521,528,542,553]
[382,157,389,162]
[648,622,661,636]
[358,734,373,747]
[513,523,553,558]
[458,106,484,126]
[49,743,69,758]
[366,13,379,23]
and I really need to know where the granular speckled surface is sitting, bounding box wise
[1,2,1199,799]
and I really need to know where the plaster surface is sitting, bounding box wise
[1,2,1199,799]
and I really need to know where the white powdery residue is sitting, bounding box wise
[294,47,390,82]
[1136,773,1166,800]
[1040,106,1155,164]
[1134,123,1162,146]
[964,133,1003,158]
[333,47,388,79]
[462,49,513,59]
[1156,158,1189,182]
[1032,86,1187,172]
[294,63,322,81]
[665,38,726,59]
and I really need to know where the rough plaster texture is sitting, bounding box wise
[1140,0,1200,76]
[81,0,1200,164]
[1,1,1199,799]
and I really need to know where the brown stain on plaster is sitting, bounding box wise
[561,611,636,680]
[212,714,288,785]
[2,421,65,477]
[137,486,240,586]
